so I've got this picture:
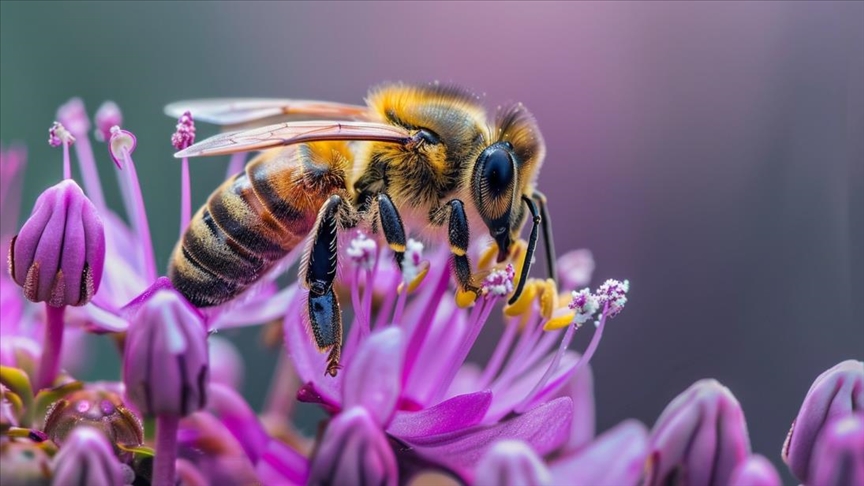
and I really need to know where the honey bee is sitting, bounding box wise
[165,82,557,376]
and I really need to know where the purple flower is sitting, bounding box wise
[645,379,751,486]
[475,440,552,486]
[782,359,864,483]
[9,179,105,307]
[808,413,864,486]
[50,426,125,486]
[729,455,782,486]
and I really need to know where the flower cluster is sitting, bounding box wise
[0,98,860,486]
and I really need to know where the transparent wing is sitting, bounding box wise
[174,121,412,158]
[164,98,371,126]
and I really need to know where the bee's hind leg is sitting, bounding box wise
[304,194,356,377]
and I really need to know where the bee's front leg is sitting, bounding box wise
[371,193,407,271]
[429,199,480,306]
[303,194,356,377]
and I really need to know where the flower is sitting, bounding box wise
[783,359,864,483]
[123,286,209,418]
[644,379,751,486]
[808,413,864,486]
[8,179,105,307]
[729,455,782,486]
[50,426,125,486]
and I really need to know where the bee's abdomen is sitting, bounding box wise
[170,169,312,308]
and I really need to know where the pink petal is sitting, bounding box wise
[475,440,552,486]
[207,282,289,330]
[343,327,404,426]
[388,391,492,439]
[562,361,595,451]
[256,439,309,486]
[549,419,648,486]
[408,397,573,473]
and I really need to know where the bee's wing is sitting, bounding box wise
[164,98,371,127]
[174,121,411,158]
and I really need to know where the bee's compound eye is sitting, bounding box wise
[481,144,515,197]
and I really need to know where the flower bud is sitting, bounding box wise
[808,413,864,486]
[475,440,551,486]
[51,426,124,486]
[43,389,143,450]
[93,101,122,143]
[782,360,863,483]
[308,407,398,486]
[123,288,209,417]
[8,179,105,307]
[645,379,750,486]
[0,440,51,486]
[729,455,781,486]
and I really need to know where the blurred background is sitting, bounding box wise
[2,2,862,482]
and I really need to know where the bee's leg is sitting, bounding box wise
[305,194,350,377]
[372,193,407,271]
[532,191,557,284]
[509,195,542,305]
[445,199,480,297]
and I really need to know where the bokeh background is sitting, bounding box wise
[2,2,862,482]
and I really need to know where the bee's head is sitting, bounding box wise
[472,141,519,261]
[472,103,545,262]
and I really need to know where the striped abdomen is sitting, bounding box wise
[169,145,347,307]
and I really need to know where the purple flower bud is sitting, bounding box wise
[0,440,51,486]
[782,360,863,483]
[171,111,196,150]
[43,389,144,451]
[123,288,209,417]
[48,122,75,147]
[475,440,552,486]
[729,455,781,486]
[808,413,864,486]
[93,101,122,143]
[308,407,398,486]
[50,426,124,486]
[55,98,90,138]
[645,379,751,486]
[8,179,105,306]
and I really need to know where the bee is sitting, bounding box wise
[165,82,557,376]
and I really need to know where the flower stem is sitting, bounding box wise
[62,142,71,180]
[153,414,180,486]
[120,149,157,282]
[36,305,65,390]
[180,157,191,236]
[73,136,107,212]
[514,322,577,413]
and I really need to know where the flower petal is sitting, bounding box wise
[343,327,404,426]
[255,439,309,486]
[475,440,552,486]
[308,406,397,486]
[408,397,573,473]
[549,419,648,486]
[282,286,340,404]
[388,391,492,439]
[207,281,291,330]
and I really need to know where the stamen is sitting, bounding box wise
[481,264,515,298]
[226,153,246,178]
[48,122,75,180]
[172,112,196,235]
[109,127,156,283]
[477,313,520,388]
